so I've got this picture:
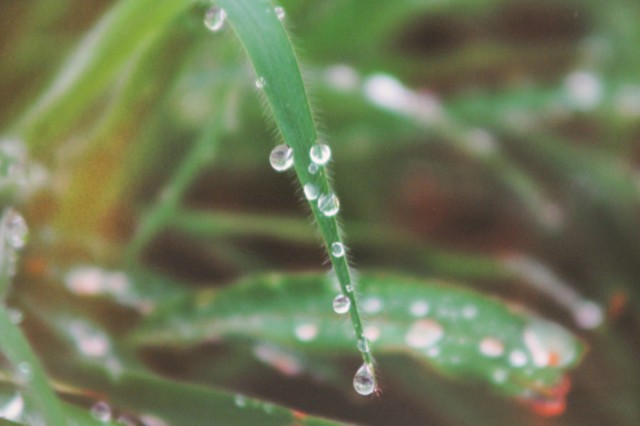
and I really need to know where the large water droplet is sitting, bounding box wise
[303,183,318,201]
[90,401,111,422]
[405,319,444,349]
[332,294,350,314]
[479,337,505,358]
[317,192,340,216]
[274,6,285,20]
[309,143,331,165]
[331,242,345,257]
[0,393,24,421]
[269,144,294,172]
[2,209,28,249]
[204,6,226,32]
[353,363,376,396]
[255,76,266,89]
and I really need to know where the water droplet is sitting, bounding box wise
[204,6,226,32]
[308,163,319,174]
[345,284,353,293]
[7,308,23,324]
[274,6,285,20]
[573,300,603,329]
[405,319,444,349]
[303,183,318,201]
[409,300,429,317]
[234,394,247,407]
[2,209,28,249]
[317,192,340,216]
[255,76,266,89]
[294,323,318,342]
[332,294,350,314]
[17,362,31,381]
[91,401,111,422]
[331,242,345,257]
[269,144,294,172]
[523,319,577,367]
[479,337,505,358]
[0,393,24,421]
[353,363,376,396]
[564,71,602,111]
[309,143,331,165]
[509,350,528,368]
[357,337,370,353]
[69,321,111,357]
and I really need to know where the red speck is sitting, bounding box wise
[608,291,627,319]
[521,376,571,417]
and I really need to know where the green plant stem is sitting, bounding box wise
[216,0,375,374]
[0,304,66,426]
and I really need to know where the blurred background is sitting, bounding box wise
[1,0,639,424]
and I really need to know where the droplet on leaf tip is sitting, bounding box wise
[353,363,376,396]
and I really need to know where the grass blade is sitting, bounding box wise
[214,0,376,388]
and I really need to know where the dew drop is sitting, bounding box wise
[317,192,340,217]
[255,76,266,89]
[17,362,32,381]
[409,300,429,317]
[303,183,319,201]
[274,6,285,20]
[269,144,294,172]
[308,163,319,174]
[357,337,370,353]
[91,401,112,422]
[405,319,444,349]
[353,363,376,396]
[332,294,350,314]
[204,6,226,32]
[234,394,247,407]
[2,208,28,249]
[0,393,24,421]
[345,284,353,293]
[479,337,505,358]
[310,143,331,165]
[331,242,345,257]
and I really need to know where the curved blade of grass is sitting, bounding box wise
[0,305,66,426]
[215,0,375,380]
[133,272,586,406]
[11,0,193,150]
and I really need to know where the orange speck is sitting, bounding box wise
[25,256,47,276]
[608,291,627,318]
[292,410,307,420]
[527,397,567,417]
[548,351,560,367]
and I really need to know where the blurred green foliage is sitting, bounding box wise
[1,0,639,425]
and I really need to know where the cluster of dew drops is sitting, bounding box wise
[203,2,376,396]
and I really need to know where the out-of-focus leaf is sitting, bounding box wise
[134,272,586,406]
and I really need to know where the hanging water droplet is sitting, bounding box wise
[317,192,340,216]
[204,6,226,32]
[274,6,285,20]
[303,183,318,201]
[2,209,28,249]
[308,163,319,174]
[353,363,376,396]
[90,401,112,422]
[331,242,345,257]
[269,144,294,172]
[332,294,350,314]
[0,392,24,421]
[309,143,331,165]
[255,76,266,89]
